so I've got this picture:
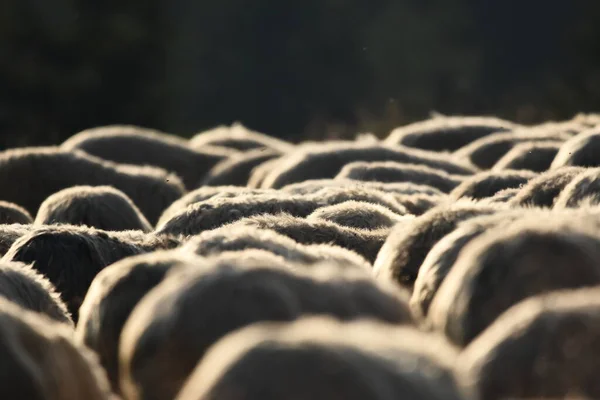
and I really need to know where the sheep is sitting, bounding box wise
[457,287,600,400]
[478,187,520,205]
[554,168,600,209]
[429,218,600,347]
[492,141,562,172]
[551,127,600,169]
[182,225,371,269]
[374,201,500,290]
[189,122,293,152]
[284,178,444,196]
[510,167,585,208]
[393,193,447,215]
[119,259,412,400]
[158,186,275,226]
[453,130,572,169]
[35,185,152,232]
[0,297,114,399]
[0,261,72,325]
[0,147,185,225]
[385,115,518,152]
[0,201,33,224]
[62,124,234,189]
[176,317,462,400]
[449,170,536,200]
[76,251,203,393]
[410,210,530,321]
[1,225,149,320]
[227,213,391,263]
[247,156,287,188]
[156,188,407,237]
[200,147,282,187]
[307,201,409,230]
[260,143,478,189]
[335,161,464,193]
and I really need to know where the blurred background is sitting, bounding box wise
[1,0,599,147]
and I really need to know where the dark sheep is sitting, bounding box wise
[335,161,463,193]
[492,141,562,172]
[0,201,33,224]
[76,251,203,393]
[119,259,412,400]
[189,122,293,152]
[457,288,600,400]
[181,225,371,269]
[0,147,185,225]
[554,168,600,209]
[0,224,32,256]
[429,218,600,347]
[0,297,114,400]
[478,187,520,205]
[284,178,444,196]
[385,115,518,152]
[308,201,409,230]
[453,130,572,169]
[410,210,529,322]
[449,170,536,200]
[62,124,234,190]
[260,143,478,189]
[551,127,600,169]
[1,225,150,320]
[374,201,500,290]
[158,186,275,226]
[35,186,152,232]
[510,167,585,208]
[176,317,462,400]
[0,261,72,325]
[156,189,407,237]
[200,148,283,187]
[227,213,391,263]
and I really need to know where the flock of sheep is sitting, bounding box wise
[1,114,600,399]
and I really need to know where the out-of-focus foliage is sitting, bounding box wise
[0,0,599,146]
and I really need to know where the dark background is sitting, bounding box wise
[1,0,599,147]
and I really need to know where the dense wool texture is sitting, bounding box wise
[182,225,370,269]
[200,148,282,187]
[190,122,293,152]
[374,202,500,290]
[119,259,411,400]
[285,178,444,196]
[385,115,518,151]
[176,317,462,400]
[0,147,184,225]
[0,261,72,325]
[0,201,33,224]
[307,201,408,230]
[35,186,152,232]
[551,127,600,169]
[429,218,600,347]
[76,251,202,393]
[62,124,233,189]
[509,167,585,208]
[1,225,154,320]
[335,161,463,193]
[226,213,391,263]
[0,224,32,256]
[458,288,600,400]
[449,170,536,200]
[0,297,114,399]
[453,129,573,169]
[156,188,407,236]
[260,143,477,189]
[492,141,562,172]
